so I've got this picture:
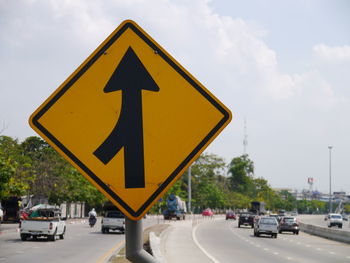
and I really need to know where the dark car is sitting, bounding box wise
[226,211,236,220]
[238,213,255,228]
[278,216,299,234]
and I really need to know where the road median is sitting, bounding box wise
[300,222,350,244]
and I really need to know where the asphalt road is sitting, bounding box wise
[0,217,157,263]
[194,218,350,263]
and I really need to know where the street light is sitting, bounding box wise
[188,165,192,214]
[328,146,333,213]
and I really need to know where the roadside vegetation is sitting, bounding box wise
[0,135,328,214]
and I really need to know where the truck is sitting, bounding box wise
[101,210,125,234]
[250,201,266,215]
[163,194,186,220]
[19,205,66,241]
[1,196,21,222]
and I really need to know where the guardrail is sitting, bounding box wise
[300,222,350,244]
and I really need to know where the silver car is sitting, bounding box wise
[254,217,278,238]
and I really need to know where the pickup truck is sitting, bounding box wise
[326,213,343,228]
[238,212,256,228]
[101,210,125,234]
[20,207,66,241]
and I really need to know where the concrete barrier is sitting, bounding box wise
[300,222,350,244]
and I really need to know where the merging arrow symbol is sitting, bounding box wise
[93,47,159,188]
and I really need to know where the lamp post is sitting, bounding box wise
[188,165,192,214]
[328,146,333,213]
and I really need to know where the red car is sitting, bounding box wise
[226,211,236,220]
[202,208,214,217]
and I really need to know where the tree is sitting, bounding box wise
[0,152,16,200]
[228,155,254,195]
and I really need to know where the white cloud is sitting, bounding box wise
[313,44,350,61]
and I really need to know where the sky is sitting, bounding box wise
[1,0,349,193]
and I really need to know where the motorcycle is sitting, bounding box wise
[89,215,97,228]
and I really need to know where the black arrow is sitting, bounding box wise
[93,47,159,188]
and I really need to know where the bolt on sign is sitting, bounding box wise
[29,20,232,220]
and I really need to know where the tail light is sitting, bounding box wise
[49,222,53,230]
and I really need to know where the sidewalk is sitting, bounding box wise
[159,217,213,263]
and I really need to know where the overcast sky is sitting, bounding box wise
[1,0,349,193]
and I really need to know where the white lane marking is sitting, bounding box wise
[273,252,279,255]
[296,242,301,245]
[263,248,269,251]
[16,251,24,254]
[346,256,350,259]
[329,251,335,255]
[316,248,322,251]
[306,244,311,247]
[287,257,293,260]
[256,244,261,248]
[192,224,220,263]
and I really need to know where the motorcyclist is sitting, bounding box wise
[88,208,97,218]
[88,208,97,227]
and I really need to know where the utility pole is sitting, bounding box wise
[328,146,333,213]
[188,165,192,213]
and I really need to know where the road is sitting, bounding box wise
[194,218,350,263]
[0,217,157,263]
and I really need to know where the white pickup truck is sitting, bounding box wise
[101,210,125,234]
[20,207,66,241]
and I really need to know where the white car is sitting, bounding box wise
[254,216,279,238]
[326,213,343,228]
[0,207,3,224]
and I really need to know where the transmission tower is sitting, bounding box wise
[243,118,248,156]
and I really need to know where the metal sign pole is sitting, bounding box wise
[125,218,159,263]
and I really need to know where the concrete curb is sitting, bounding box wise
[300,222,350,244]
[149,232,164,262]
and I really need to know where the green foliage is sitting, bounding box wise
[0,135,107,207]
[228,155,254,194]
[344,204,350,213]
[0,153,16,199]
[1,135,331,215]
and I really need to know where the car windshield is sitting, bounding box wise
[240,213,250,217]
[260,218,277,225]
[106,211,124,218]
[283,218,295,223]
[331,215,342,219]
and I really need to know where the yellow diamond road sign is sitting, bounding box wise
[29,20,232,220]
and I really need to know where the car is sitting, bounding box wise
[254,216,278,238]
[238,213,255,228]
[226,211,236,220]
[101,210,125,234]
[290,211,298,217]
[0,207,3,226]
[269,213,282,223]
[326,213,343,228]
[202,208,214,217]
[279,216,299,234]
